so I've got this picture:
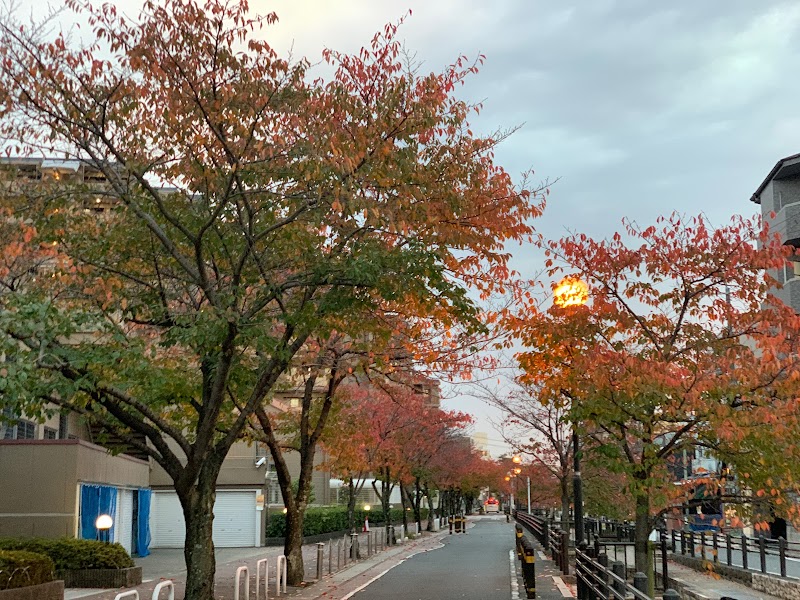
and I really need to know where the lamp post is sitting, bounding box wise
[95,514,113,544]
[554,276,589,545]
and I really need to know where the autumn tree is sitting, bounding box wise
[480,376,574,528]
[510,213,800,582]
[0,0,544,595]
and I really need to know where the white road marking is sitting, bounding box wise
[553,575,574,597]
[510,549,520,600]
[538,550,547,560]
[340,541,445,599]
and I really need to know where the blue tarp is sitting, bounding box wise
[79,484,117,541]
[135,489,152,557]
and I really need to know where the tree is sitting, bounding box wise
[510,213,800,582]
[482,377,574,529]
[0,0,544,595]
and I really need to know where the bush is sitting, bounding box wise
[0,550,55,590]
[0,538,134,570]
[266,506,430,538]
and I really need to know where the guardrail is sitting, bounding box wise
[113,592,139,600]
[515,511,569,575]
[669,528,798,578]
[576,545,682,600]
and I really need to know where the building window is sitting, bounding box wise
[58,414,69,439]
[43,427,58,439]
[16,420,36,439]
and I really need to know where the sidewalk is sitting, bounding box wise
[667,560,783,600]
[64,529,401,600]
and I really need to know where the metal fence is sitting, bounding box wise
[669,528,800,578]
[576,545,682,600]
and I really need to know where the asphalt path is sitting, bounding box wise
[349,515,514,599]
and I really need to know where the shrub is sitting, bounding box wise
[0,538,134,570]
[266,506,430,538]
[0,550,55,590]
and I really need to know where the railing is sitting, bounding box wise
[576,545,682,600]
[669,528,800,579]
[515,510,569,574]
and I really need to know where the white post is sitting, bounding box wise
[113,592,140,600]
[235,566,249,600]
[527,476,531,513]
[276,555,287,596]
[256,558,269,600]
[151,581,175,600]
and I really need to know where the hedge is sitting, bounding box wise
[266,506,430,538]
[0,539,133,571]
[0,550,55,590]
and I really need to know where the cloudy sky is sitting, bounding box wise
[260,0,800,452]
[254,0,800,454]
[83,0,800,454]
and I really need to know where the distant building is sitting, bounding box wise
[751,152,800,312]
[471,432,489,456]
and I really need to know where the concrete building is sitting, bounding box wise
[750,153,800,542]
[751,152,800,311]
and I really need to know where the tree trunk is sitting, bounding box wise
[400,483,409,538]
[560,478,570,533]
[346,476,357,532]
[179,471,218,600]
[634,491,651,576]
[284,501,306,585]
[424,482,435,531]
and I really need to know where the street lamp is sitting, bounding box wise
[95,514,113,544]
[554,276,589,545]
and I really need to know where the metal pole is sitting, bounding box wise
[573,428,584,545]
[527,476,531,513]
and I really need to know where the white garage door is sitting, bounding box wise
[115,489,134,554]
[150,490,259,548]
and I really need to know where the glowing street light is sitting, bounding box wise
[95,514,113,544]
[553,276,589,308]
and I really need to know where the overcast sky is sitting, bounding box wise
[261,0,800,455]
[94,0,800,455]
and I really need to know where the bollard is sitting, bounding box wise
[561,530,570,576]
[663,589,681,600]
[234,566,249,600]
[516,524,524,560]
[256,558,269,600]
[449,516,454,534]
[389,525,396,545]
[759,536,767,573]
[151,581,175,600]
[351,532,359,560]
[633,572,648,594]
[275,555,287,596]
[612,561,626,596]
[337,538,342,570]
[521,539,536,599]
[316,542,325,580]
[113,592,139,600]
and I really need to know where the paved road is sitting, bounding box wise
[350,516,514,599]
